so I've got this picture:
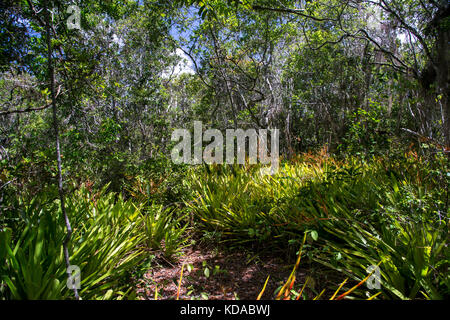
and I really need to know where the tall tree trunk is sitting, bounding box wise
[43,0,80,300]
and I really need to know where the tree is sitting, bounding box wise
[188,0,449,149]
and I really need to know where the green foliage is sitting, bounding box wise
[0,221,64,300]
[184,153,449,299]
[1,0,449,301]
[340,100,391,156]
[144,204,189,259]
[1,186,146,300]
[313,167,449,299]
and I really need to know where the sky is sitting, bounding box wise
[165,48,196,77]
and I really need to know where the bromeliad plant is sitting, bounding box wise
[185,152,448,300]
[185,162,324,248]
[0,186,146,300]
[67,187,146,299]
[144,204,190,259]
[257,234,382,300]
[314,178,449,300]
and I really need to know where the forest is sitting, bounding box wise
[0,0,449,301]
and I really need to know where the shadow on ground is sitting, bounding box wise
[135,242,305,300]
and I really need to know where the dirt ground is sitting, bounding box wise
[135,242,307,300]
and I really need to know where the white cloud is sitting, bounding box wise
[162,48,195,79]
[111,34,125,48]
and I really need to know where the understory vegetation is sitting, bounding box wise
[1,0,449,300]
[1,148,448,299]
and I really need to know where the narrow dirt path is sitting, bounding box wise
[135,243,304,300]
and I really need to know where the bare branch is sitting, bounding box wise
[252,4,336,22]
[0,85,62,116]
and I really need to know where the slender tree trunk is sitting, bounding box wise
[224,77,239,129]
[43,0,80,300]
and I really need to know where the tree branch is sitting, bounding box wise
[252,4,335,22]
[0,85,62,116]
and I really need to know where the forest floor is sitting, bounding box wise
[135,245,291,300]
[135,239,342,300]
